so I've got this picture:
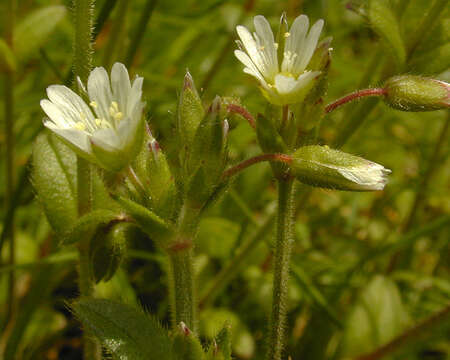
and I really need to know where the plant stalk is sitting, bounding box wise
[72,0,98,358]
[266,179,295,360]
[168,249,196,330]
[167,204,198,331]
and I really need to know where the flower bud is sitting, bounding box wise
[178,71,204,145]
[290,145,391,191]
[89,222,129,283]
[384,75,449,112]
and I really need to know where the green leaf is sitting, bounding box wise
[368,0,406,66]
[0,38,17,72]
[341,275,410,357]
[14,5,66,61]
[72,298,175,360]
[61,209,123,246]
[32,133,78,234]
[197,218,239,259]
[113,195,174,246]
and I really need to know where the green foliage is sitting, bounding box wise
[367,0,406,66]
[13,5,66,62]
[72,298,176,360]
[341,275,411,357]
[32,133,78,234]
[113,195,174,246]
[0,38,16,72]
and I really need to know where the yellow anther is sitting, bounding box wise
[74,122,86,130]
[259,45,265,51]
[284,32,290,38]
[90,101,97,108]
[274,42,279,49]
[111,101,119,111]
[95,118,102,125]
[114,112,123,121]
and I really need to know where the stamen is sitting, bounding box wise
[114,112,123,121]
[90,101,97,108]
[274,42,279,49]
[259,46,265,51]
[95,118,102,125]
[74,122,86,130]
[284,32,290,38]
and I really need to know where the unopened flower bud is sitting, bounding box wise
[89,222,129,283]
[384,75,449,112]
[178,70,204,145]
[290,145,391,191]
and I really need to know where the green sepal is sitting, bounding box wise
[186,97,228,206]
[308,37,333,72]
[89,222,130,283]
[32,133,78,235]
[275,13,289,69]
[72,298,176,360]
[113,195,174,246]
[61,209,125,246]
[384,75,449,111]
[178,71,205,148]
[14,5,66,61]
[173,323,206,360]
[214,323,232,360]
[90,117,145,173]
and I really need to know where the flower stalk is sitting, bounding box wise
[72,0,99,358]
[267,179,295,360]
[325,88,387,114]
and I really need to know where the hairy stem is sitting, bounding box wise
[72,0,98,358]
[325,88,386,114]
[222,153,292,179]
[266,179,295,360]
[72,0,94,85]
[167,205,198,331]
[168,249,196,330]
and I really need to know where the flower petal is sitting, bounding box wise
[236,25,270,79]
[296,19,324,73]
[87,66,113,122]
[44,121,92,155]
[234,50,266,85]
[254,15,278,79]
[46,85,96,131]
[111,62,131,114]
[282,15,309,74]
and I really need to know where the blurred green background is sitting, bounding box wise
[0,0,449,359]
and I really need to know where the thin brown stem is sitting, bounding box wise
[227,104,256,129]
[355,304,450,360]
[325,88,387,114]
[222,153,292,179]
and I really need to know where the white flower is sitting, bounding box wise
[40,62,145,172]
[235,14,324,105]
